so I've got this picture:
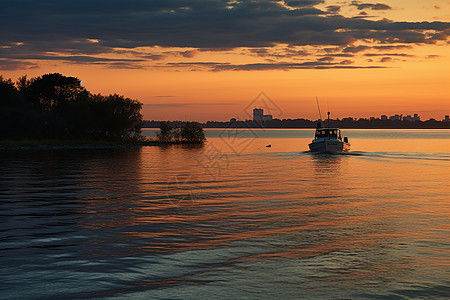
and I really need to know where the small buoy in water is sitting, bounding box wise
[266,144,271,148]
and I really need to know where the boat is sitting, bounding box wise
[308,123,351,153]
[308,98,350,153]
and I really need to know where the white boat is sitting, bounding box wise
[309,126,350,153]
[309,110,350,153]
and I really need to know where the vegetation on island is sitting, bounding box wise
[157,121,206,144]
[0,73,143,144]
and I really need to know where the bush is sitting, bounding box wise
[157,121,206,144]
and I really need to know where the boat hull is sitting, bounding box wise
[309,140,350,153]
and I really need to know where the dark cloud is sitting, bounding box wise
[339,59,353,65]
[0,0,448,70]
[143,54,166,61]
[181,50,200,58]
[285,0,325,7]
[326,6,341,14]
[0,59,38,71]
[317,56,334,62]
[372,45,413,50]
[379,57,392,62]
[247,47,310,59]
[351,1,392,11]
[1,1,447,49]
[0,47,145,64]
[322,53,355,57]
[364,53,414,57]
[343,45,370,53]
[168,61,385,71]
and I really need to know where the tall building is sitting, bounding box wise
[253,108,263,122]
[253,108,272,122]
[445,115,450,122]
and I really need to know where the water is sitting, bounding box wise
[1,129,450,299]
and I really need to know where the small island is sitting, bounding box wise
[0,73,205,148]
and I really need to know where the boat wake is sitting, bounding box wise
[271,150,450,163]
[358,151,450,162]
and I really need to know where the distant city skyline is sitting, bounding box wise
[243,108,449,123]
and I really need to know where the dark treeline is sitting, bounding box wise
[143,118,450,129]
[0,73,143,141]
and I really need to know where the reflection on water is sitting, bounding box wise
[1,131,450,299]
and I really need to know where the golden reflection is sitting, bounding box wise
[78,135,449,285]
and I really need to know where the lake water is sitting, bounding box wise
[1,129,450,299]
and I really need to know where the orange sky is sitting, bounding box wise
[1,0,449,121]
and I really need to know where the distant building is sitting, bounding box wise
[389,114,402,121]
[381,115,388,120]
[230,118,237,123]
[413,114,420,121]
[253,108,272,122]
[403,115,413,121]
[445,115,450,122]
[263,115,273,121]
[253,108,263,122]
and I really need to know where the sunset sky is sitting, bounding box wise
[1,0,449,121]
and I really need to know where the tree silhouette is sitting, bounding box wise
[157,121,172,143]
[24,73,85,111]
[157,121,206,144]
[0,73,143,141]
[181,122,205,143]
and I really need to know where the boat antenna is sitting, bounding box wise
[315,96,323,121]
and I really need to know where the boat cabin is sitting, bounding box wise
[314,128,342,141]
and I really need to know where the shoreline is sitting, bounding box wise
[0,140,204,150]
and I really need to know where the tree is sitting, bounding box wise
[24,73,85,111]
[0,73,144,141]
[0,77,21,138]
[181,122,206,143]
[157,121,172,142]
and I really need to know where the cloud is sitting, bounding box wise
[379,57,392,62]
[168,61,385,71]
[285,1,325,8]
[0,59,38,71]
[317,56,334,62]
[181,50,200,58]
[351,1,392,11]
[0,0,448,70]
[372,45,413,50]
[1,1,447,49]
[343,45,370,53]
[364,53,414,57]
[339,59,353,65]
[0,45,146,68]
[326,6,341,14]
[143,54,166,61]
